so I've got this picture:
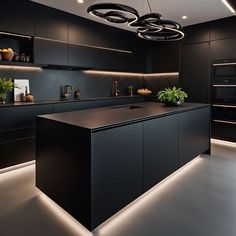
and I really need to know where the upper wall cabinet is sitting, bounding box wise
[211,38,236,60]
[150,41,180,73]
[0,0,34,36]
[182,23,210,45]
[35,4,68,41]
[210,16,236,40]
[34,38,67,65]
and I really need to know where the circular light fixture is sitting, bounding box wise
[182,16,188,19]
[77,0,84,3]
[87,3,139,25]
[87,2,184,41]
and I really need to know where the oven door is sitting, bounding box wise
[213,62,236,83]
[212,85,236,104]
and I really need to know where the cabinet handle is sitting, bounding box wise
[213,119,236,125]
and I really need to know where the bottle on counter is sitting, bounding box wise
[74,89,80,100]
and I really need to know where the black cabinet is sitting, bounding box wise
[34,38,67,65]
[211,38,236,60]
[35,4,68,41]
[0,0,35,36]
[182,23,210,45]
[0,104,52,168]
[68,44,134,71]
[210,16,236,41]
[179,108,210,166]
[143,114,178,190]
[181,43,210,103]
[91,123,143,228]
[150,41,180,73]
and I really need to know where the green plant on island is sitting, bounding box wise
[157,86,188,105]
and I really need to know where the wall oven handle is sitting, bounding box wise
[212,84,236,87]
[212,104,236,108]
[213,62,236,66]
[213,119,236,125]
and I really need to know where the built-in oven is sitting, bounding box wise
[212,60,236,84]
[212,84,236,104]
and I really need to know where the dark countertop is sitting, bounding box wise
[38,102,210,131]
[0,95,142,108]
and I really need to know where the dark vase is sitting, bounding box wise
[164,100,183,106]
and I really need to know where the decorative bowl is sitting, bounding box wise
[1,51,14,61]
[137,88,152,96]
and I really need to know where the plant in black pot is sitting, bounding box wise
[157,86,188,106]
[0,78,16,104]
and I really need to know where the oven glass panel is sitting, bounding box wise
[214,65,236,79]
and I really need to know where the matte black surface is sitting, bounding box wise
[211,38,236,60]
[210,16,236,40]
[212,121,236,142]
[181,43,210,103]
[36,118,92,228]
[34,3,69,41]
[91,123,143,228]
[182,23,210,45]
[179,108,210,166]
[143,114,179,190]
[0,0,35,36]
[34,38,68,65]
[39,102,209,131]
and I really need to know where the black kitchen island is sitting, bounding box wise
[36,102,210,230]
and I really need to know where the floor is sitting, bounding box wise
[1,140,236,236]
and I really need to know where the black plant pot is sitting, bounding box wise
[163,100,183,106]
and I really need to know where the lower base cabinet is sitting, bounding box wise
[144,114,179,191]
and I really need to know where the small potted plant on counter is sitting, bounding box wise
[157,86,188,106]
[0,78,16,104]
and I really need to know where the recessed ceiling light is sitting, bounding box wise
[221,0,235,13]
[77,0,84,3]
[182,16,187,19]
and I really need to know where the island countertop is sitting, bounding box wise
[38,102,209,131]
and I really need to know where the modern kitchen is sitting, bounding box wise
[0,0,236,235]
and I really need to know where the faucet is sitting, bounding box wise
[112,81,119,96]
[63,85,73,99]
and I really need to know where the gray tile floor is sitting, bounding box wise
[1,140,236,236]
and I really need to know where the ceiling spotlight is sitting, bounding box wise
[77,0,84,3]
[182,16,188,19]
[87,1,184,41]
[221,0,235,13]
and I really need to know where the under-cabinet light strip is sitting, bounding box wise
[211,138,236,147]
[0,31,31,39]
[0,65,42,70]
[212,84,236,87]
[213,62,236,66]
[0,160,35,175]
[221,0,236,13]
[35,36,132,54]
[83,70,179,76]
[213,119,236,125]
[212,104,236,108]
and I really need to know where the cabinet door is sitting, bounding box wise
[0,0,34,35]
[34,38,67,65]
[34,4,68,41]
[68,44,133,71]
[181,43,210,103]
[143,114,178,191]
[179,108,210,167]
[91,123,143,228]
[151,41,180,73]
[211,38,236,60]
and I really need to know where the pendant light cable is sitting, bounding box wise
[147,0,152,13]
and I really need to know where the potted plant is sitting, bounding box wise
[157,86,188,106]
[0,78,16,104]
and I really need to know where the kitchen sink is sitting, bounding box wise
[109,105,143,110]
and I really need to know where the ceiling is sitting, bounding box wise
[30,0,235,31]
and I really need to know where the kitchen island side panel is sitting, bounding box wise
[36,117,92,229]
